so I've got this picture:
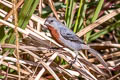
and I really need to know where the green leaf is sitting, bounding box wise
[74,0,84,33]
[65,0,75,28]
[6,0,39,53]
[0,26,5,43]
[89,20,120,42]
[86,0,104,42]
[18,0,39,29]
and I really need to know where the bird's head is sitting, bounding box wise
[44,17,63,30]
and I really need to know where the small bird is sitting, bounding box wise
[44,17,110,72]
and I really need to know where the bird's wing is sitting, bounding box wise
[60,27,84,43]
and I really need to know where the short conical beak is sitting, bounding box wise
[43,18,49,28]
[44,18,50,26]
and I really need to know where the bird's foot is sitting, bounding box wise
[48,47,60,51]
[69,55,78,68]
[48,47,64,52]
[49,47,63,50]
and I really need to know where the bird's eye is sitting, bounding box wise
[50,20,54,23]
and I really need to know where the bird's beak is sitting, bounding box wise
[43,18,49,29]
[44,19,49,25]
[44,18,52,29]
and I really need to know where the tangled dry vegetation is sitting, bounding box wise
[0,0,120,80]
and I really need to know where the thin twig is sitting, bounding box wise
[12,0,20,79]
[0,0,24,26]
[0,51,9,65]
[2,61,30,75]
[35,52,58,80]
[76,8,120,37]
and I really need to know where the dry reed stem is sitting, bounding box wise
[37,0,43,31]
[58,54,97,80]
[0,51,9,65]
[76,8,120,37]
[89,43,120,49]
[41,61,60,80]
[1,61,30,75]
[12,0,20,79]
[48,0,59,20]
[89,51,120,63]
[0,0,24,25]
[0,0,12,8]
[0,55,41,67]
[1,71,25,79]
[35,52,58,80]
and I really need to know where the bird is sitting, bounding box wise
[44,17,110,73]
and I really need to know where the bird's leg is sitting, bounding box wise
[48,47,64,52]
[70,51,78,67]
[49,47,63,49]
[73,51,79,63]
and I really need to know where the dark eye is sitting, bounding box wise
[50,20,54,23]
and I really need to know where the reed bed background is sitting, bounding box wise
[0,0,120,80]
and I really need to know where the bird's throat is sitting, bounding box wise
[47,26,64,45]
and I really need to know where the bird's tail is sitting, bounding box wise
[88,48,112,75]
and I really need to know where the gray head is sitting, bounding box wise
[44,17,64,29]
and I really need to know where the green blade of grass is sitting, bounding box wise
[78,0,88,31]
[6,0,39,53]
[73,0,83,33]
[86,0,104,42]
[0,26,5,43]
[89,20,120,42]
[65,0,69,22]
[65,0,74,27]
[91,0,104,22]
[18,0,34,29]
[68,1,76,29]
[18,0,39,29]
